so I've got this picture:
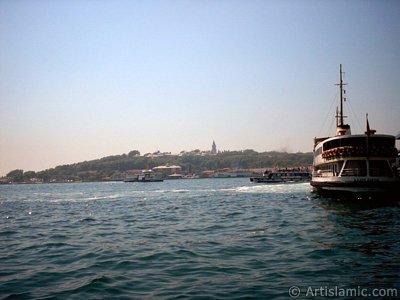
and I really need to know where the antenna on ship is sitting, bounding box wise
[335,64,351,136]
[339,64,344,125]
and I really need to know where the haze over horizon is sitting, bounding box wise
[1,0,400,176]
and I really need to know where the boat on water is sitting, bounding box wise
[250,169,311,184]
[124,170,163,182]
[182,174,200,179]
[167,173,183,180]
[311,65,400,194]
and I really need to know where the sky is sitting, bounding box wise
[1,0,400,175]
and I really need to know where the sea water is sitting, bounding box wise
[1,178,399,299]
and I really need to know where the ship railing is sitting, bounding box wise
[312,170,334,177]
[341,168,367,177]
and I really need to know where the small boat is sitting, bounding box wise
[311,65,400,194]
[167,173,183,179]
[124,170,163,182]
[182,174,200,179]
[250,170,311,183]
[123,177,139,182]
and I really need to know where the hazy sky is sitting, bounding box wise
[1,0,399,175]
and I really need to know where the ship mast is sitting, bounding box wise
[335,64,350,135]
[339,64,345,126]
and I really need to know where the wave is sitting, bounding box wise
[223,182,312,194]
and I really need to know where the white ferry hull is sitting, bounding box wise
[311,177,399,194]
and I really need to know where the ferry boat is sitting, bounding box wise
[311,65,399,194]
[250,169,311,184]
[124,170,163,182]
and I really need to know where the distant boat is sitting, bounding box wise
[214,172,238,178]
[167,173,183,180]
[123,177,139,182]
[311,65,400,194]
[124,170,163,182]
[182,174,200,179]
[250,170,311,183]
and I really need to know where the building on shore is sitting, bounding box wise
[152,165,182,177]
[211,140,217,155]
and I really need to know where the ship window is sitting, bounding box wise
[369,160,393,177]
[369,136,394,147]
[341,160,367,176]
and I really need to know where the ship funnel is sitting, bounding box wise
[365,113,376,136]
[336,124,351,136]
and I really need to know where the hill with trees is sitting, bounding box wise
[3,150,313,183]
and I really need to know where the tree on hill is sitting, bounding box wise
[128,150,140,157]
[6,169,24,182]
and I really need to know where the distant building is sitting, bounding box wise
[153,165,182,176]
[211,140,217,154]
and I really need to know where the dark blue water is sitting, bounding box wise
[1,179,399,299]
